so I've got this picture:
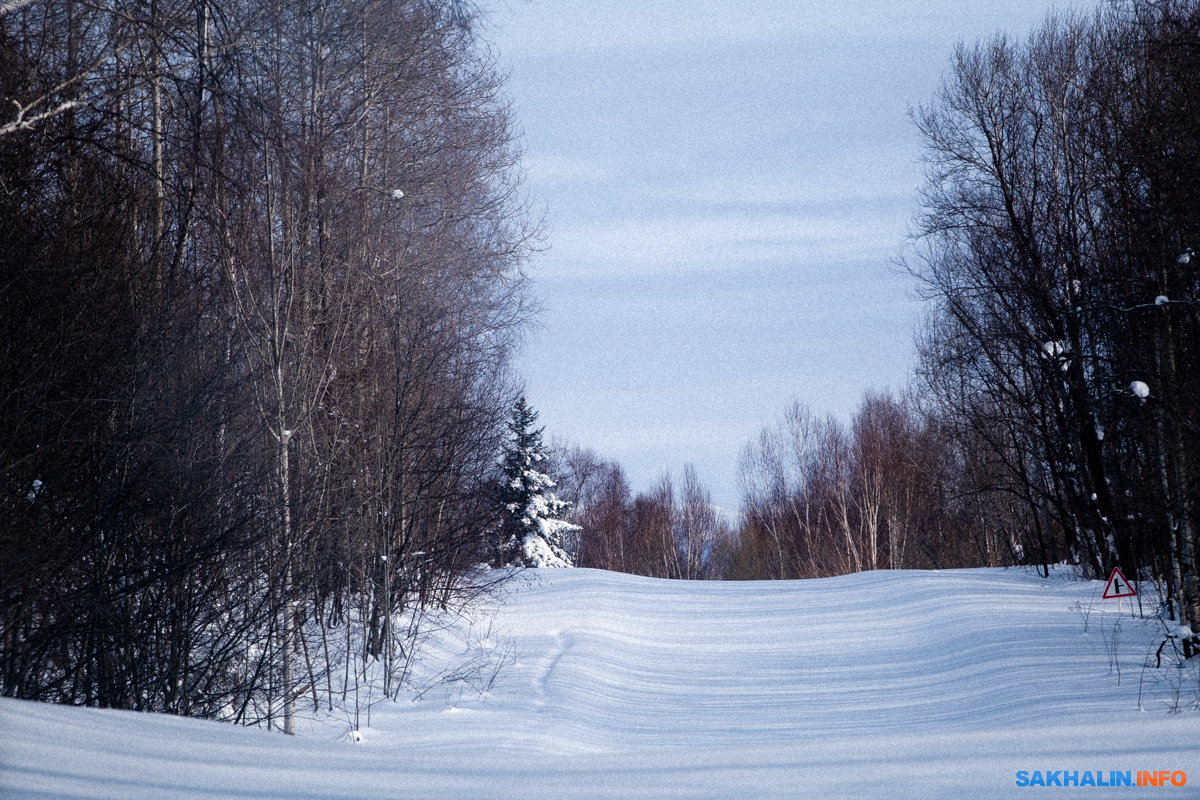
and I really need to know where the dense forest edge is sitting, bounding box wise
[2,0,1198,727]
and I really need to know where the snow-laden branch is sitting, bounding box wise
[0,98,85,137]
[0,0,38,15]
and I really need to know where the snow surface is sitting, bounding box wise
[3,567,1198,799]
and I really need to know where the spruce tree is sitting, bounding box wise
[496,398,578,567]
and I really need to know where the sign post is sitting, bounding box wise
[1102,566,1137,613]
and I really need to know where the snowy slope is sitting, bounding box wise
[3,567,1198,799]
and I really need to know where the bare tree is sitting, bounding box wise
[1,0,535,721]
[911,0,1199,638]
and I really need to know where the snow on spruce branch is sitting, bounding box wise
[496,398,579,569]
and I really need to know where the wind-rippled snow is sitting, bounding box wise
[2,567,1198,799]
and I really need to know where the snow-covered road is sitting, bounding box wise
[3,567,1197,798]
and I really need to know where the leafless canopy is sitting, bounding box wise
[1,0,535,723]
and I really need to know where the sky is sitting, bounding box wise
[481,0,1090,511]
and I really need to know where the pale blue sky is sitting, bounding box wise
[483,0,1088,510]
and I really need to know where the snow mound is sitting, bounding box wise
[2,567,1197,799]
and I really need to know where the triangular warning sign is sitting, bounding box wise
[1102,567,1137,599]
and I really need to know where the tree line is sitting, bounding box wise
[0,0,534,727]
[554,391,1024,584]
[555,1,1199,647]
[553,447,732,580]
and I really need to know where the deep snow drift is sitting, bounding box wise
[2,567,1198,799]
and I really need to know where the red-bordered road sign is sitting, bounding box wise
[1103,567,1137,599]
